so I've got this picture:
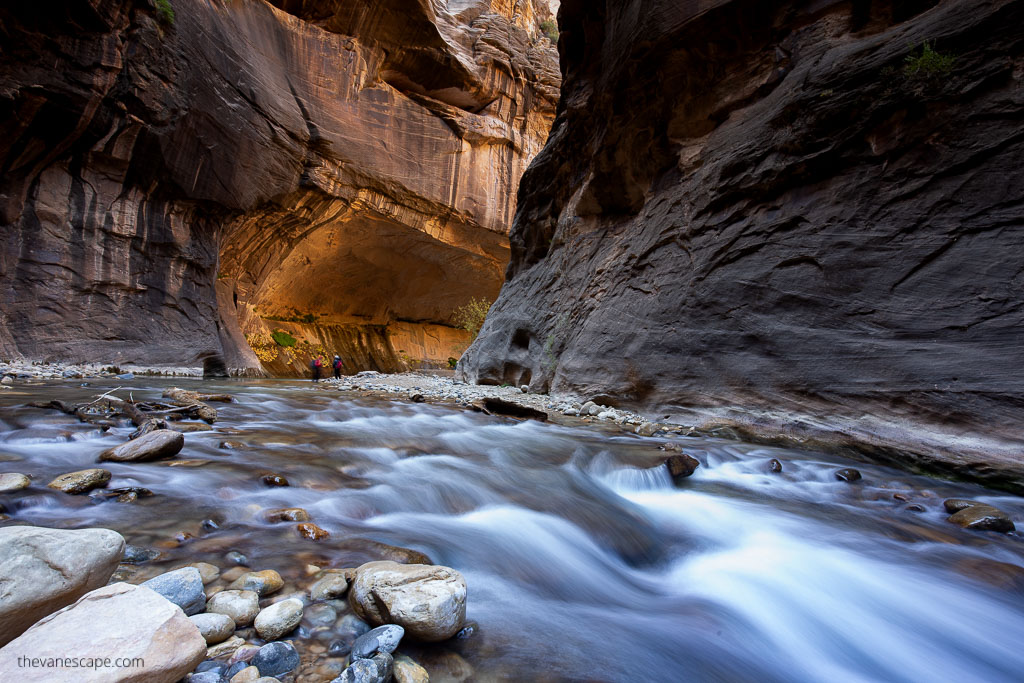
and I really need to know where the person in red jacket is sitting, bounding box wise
[310,356,324,382]
[332,354,344,380]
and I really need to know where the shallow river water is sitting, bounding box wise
[2,378,1024,682]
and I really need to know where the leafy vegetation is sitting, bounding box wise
[271,330,297,348]
[262,308,319,324]
[540,19,558,45]
[902,41,955,80]
[155,0,175,26]
[246,333,279,363]
[453,298,492,339]
[447,356,458,369]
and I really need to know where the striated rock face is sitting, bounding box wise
[459,0,1024,489]
[0,0,558,374]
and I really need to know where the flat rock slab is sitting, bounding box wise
[0,582,206,682]
[0,526,124,646]
[100,429,184,462]
[47,468,110,494]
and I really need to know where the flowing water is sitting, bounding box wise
[2,379,1024,682]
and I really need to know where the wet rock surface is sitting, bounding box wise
[457,0,1024,494]
[46,468,111,494]
[99,429,185,463]
[350,562,467,642]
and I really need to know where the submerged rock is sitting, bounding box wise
[0,526,125,646]
[835,468,862,482]
[47,468,110,494]
[393,654,430,683]
[349,561,467,641]
[261,473,289,487]
[297,522,330,541]
[228,569,284,596]
[947,505,1015,533]
[264,507,310,523]
[943,498,981,513]
[99,429,185,462]
[0,582,206,682]
[310,571,349,601]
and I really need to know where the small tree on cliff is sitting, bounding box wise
[453,298,492,340]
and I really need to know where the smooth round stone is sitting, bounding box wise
[350,625,404,660]
[264,507,310,523]
[0,473,30,492]
[835,468,862,482]
[195,660,223,674]
[188,562,221,585]
[310,572,349,601]
[99,429,184,462]
[767,459,783,473]
[948,504,1016,533]
[229,665,260,683]
[338,658,382,683]
[393,654,429,683]
[328,639,352,657]
[206,590,260,627]
[665,453,699,479]
[224,661,249,679]
[306,603,338,627]
[225,551,248,566]
[254,598,303,640]
[229,569,283,596]
[46,468,110,494]
[944,498,980,513]
[123,545,162,564]
[190,612,236,645]
[187,672,222,683]
[337,614,371,640]
[297,522,330,540]
[144,567,206,615]
[251,641,300,677]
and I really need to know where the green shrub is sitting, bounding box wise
[540,19,558,45]
[447,357,458,369]
[271,330,297,347]
[902,41,954,80]
[156,0,175,26]
[453,298,492,339]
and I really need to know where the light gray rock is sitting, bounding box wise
[206,590,260,627]
[350,624,404,659]
[144,567,206,615]
[46,468,110,494]
[186,561,221,585]
[310,571,349,601]
[99,429,184,462]
[190,612,236,644]
[0,582,206,682]
[254,598,303,640]
[227,569,283,596]
[0,473,30,492]
[0,526,124,646]
[349,561,467,641]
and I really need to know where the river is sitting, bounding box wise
[1,378,1023,682]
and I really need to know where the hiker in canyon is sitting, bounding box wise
[310,356,324,383]
[333,354,344,379]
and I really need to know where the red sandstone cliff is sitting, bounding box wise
[0,0,558,375]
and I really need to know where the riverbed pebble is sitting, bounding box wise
[47,468,111,494]
[0,472,30,492]
[251,641,300,677]
[310,570,349,601]
[229,665,261,683]
[835,468,862,482]
[144,566,207,615]
[207,589,261,626]
[187,561,221,584]
[254,597,304,640]
[206,635,245,659]
[665,453,700,480]
[229,569,284,596]
[298,522,330,540]
[393,654,430,683]
[350,624,404,659]
[264,507,311,523]
[190,612,236,644]
[947,504,1015,533]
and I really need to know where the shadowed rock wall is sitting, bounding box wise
[458,0,1024,489]
[0,0,558,374]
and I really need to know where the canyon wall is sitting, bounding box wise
[459,0,1024,489]
[0,0,558,374]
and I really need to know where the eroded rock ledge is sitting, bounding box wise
[458,0,1024,490]
[0,0,558,375]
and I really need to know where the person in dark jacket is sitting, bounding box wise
[311,356,324,382]
[332,354,344,380]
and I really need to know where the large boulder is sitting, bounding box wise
[99,430,184,462]
[0,526,124,646]
[349,561,466,641]
[0,582,206,682]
